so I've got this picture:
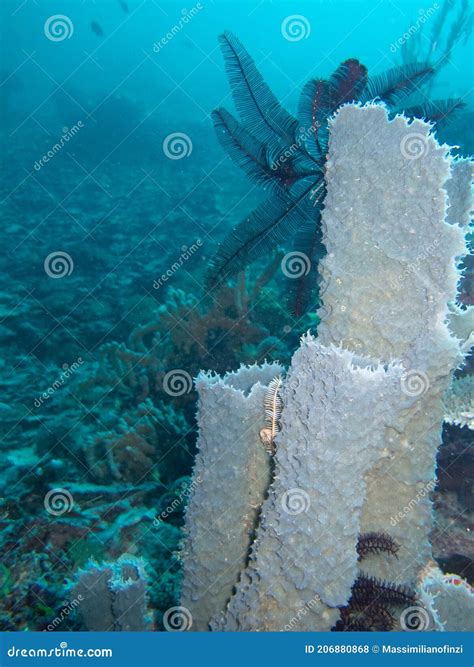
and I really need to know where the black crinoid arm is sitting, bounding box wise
[206,32,323,314]
[357,531,400,559]
[206,31,465,315]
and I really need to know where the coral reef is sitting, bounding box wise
[0,7,471,635]
[181,103,473,631]
[0,135,297,630]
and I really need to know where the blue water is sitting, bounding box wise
[0,0,472,635]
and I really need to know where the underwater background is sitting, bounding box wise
[0,0,472,631]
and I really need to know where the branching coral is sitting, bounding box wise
[157,258,286,373]
[400,0,473,75]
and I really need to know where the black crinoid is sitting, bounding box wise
[207,31,465,315]
[356,532,400,560]
[334,573,418,632]
[335,530,413,631]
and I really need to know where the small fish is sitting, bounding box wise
[118,0,129,13]
[90,21,105,37]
